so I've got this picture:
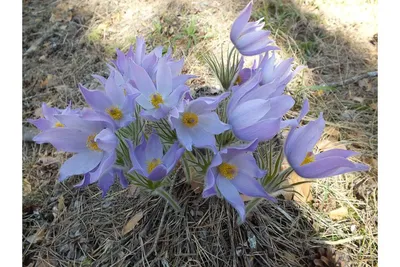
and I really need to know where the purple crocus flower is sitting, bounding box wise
[258,52,305,94]
[202,139,276,221]
[131,58,189,121]
[230,57,258,87]
[32,115,118,184]
[284,100,370,178]
[28,102,80,131]
[79,70,139,129]
[127,133,185,181]
[112,37,195,90]
[227,73,295,141]
[230,1,279,56]
[170,93,231,152]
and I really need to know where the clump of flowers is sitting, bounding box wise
[29,1,369,223]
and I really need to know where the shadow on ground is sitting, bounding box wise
[23,0,377,266]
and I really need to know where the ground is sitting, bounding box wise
[22,0,377,266]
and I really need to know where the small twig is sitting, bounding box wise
[319,71,377,88]
[133,168,181,267]
[311,235,364,245]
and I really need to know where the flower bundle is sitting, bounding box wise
[29,1,369,222]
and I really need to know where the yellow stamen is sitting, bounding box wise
[301,152,315,166]
[181,112,199,128]
[150,93,164,109]
[147,158,161,173]
[106,106,123,120]
[234,75,242,85]
[218,162,238,180]
[86,134,102,151]
[54,121,64,128]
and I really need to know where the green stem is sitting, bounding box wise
[153,187,181,213]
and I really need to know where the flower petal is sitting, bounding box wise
[216,176,245,222]
[147,164,168,181]
[233,117,281,142]
[231,172,276,202]
[229,99,270,129]
[98,171,116,197]
[198,112,231,134]
[285,113,325,167]
[129,62,157,97]
[59,151,103,181]
[295,156,356,178]
[171,117,193,151]
[230,1,252,42]
[145,132,163,161]
[89,152,116,183]
[187,92,230,114]
[156,60,173,96]
[33,128,88,153]
[79,84,113,112]
[95,128,118,153]
[28,118,53,131]
[228,153,266,178]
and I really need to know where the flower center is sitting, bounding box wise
[234,75,242,85]
[301,152,315,166]
[150,93,164,109]
[147,158,161,173]
[181,112,199,128]
[86,134,102,151]
[218,162,238,180]
[106,106,123,120]
[54,121,64,128]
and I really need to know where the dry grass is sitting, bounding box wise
[23,0,378,266]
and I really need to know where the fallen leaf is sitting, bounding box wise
[23,179,32,197]
[329,207,348,220]
[122,212,143,235]
[26,227,46,244]
[369,103,377,110]
[280,160,313,202]
[39,74,53,88]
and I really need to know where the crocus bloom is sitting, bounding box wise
[112,37,195,90]
[202,139,276,221]
[131,58,189,121]
[170,93,231,152]
[127,133,185,181]
[227,73,295,141]
[258,52,305,95]
[230,57,258,87]
[32,115,118,183]
[284,100,369,178]
[79,70,139,129]
[230,1,279,56]
[28,102,80,131]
